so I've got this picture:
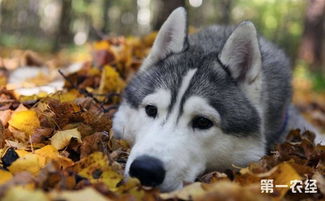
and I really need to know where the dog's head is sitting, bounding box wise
[113,7,266,192]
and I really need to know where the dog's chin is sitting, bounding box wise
[158,181,183,192]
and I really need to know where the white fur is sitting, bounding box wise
[112,88,171,143]
[168,69,197,123]
[141,7,186,70]
[113,70,266,192]
[112,12,268,193]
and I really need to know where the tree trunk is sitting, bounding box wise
[298,0,325,72]
[101,0,111,34]
[52,0,72,52]
[218,0,232,24]
[153,0,186,30]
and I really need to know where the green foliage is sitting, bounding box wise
[0,0,308,62]
[295,60,325,92]
[232,0,306,60]
[0,34,53,52]
[311,72,325,92]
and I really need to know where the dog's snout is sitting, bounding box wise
[129,155,165,187]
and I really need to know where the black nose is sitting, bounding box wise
[129,155,165,187]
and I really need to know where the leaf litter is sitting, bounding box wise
[0,34,324,201]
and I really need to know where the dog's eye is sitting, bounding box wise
[192,116,213,130]
[145,105,157,118]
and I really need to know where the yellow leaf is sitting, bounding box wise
[8,153,41,175]
[0,169,13,185]
[0,148,3,156]
[238,161,302,201]
[50,128,82,150]
[160,182,205,200]
[74,152,123,191]
[19,91,48,102]
[8,110,40,135]
[15,149,29,157]
[270,162,301,201]
[2,186,49,201]
[93,40,110,50]
[50,90,80,103]
[35,145,74,167]
[101,169,123,191]
[98,65,125,94]
[0,76,7,86]
[49,187,111,201]
[115,178,149,200]
[196,181,268,201]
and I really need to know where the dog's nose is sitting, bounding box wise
[129,155,165,187]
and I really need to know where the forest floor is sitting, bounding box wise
[0,34,324,201]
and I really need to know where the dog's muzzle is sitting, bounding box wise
[129,155,165,187]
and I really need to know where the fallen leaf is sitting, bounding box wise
[2,186,49,201]
[80,132,110,158]
[73,152,123,191]
[49,187,111,201]
[14,149,29,157]
[50,128,82,150]
[30,127,53,143]
[0,110,12,126]
[8,110,40,135]
[197,181,268,201]
[0,172,35,197]
[160,182,205,200]
[34,145,74,168]
[8,153,41,175]
[98,65,125,94]
[5,140,27,149]
[0,169,13,185]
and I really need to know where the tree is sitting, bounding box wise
[153,0,186,30]
[53,0,73,52]
[298,0,325,72]
[101,0,111,34]
[218,0,233,24]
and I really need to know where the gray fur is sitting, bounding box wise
[124,25,294,148]
[114,13,325,191]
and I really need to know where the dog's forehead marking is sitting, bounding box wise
[142,88,171,108]
[167,68,197,124]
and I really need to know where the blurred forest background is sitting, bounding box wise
[0,0,324,79]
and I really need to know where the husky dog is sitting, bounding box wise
[112,7,324,192]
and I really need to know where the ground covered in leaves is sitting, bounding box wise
[0,34,325,201]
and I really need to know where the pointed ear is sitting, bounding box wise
[140,7,187,71]
[219,21,262,83]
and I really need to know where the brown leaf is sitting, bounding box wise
[80,132,110,159]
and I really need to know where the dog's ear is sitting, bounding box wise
[219,21,261,84]
[140,7,187,71]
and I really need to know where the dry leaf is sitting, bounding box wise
[34,145,74,168]
[0,110,12,126]
[8,153,41,175]
[160,182,205,200]
[2,186,49,201]
[98,65,125,94]
[50,128,82,150]
[0,169,13,185]
[49,187,111,201]
[8,110,40,135]
[74,152,123,191]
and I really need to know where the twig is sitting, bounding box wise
[58,69,106,112]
